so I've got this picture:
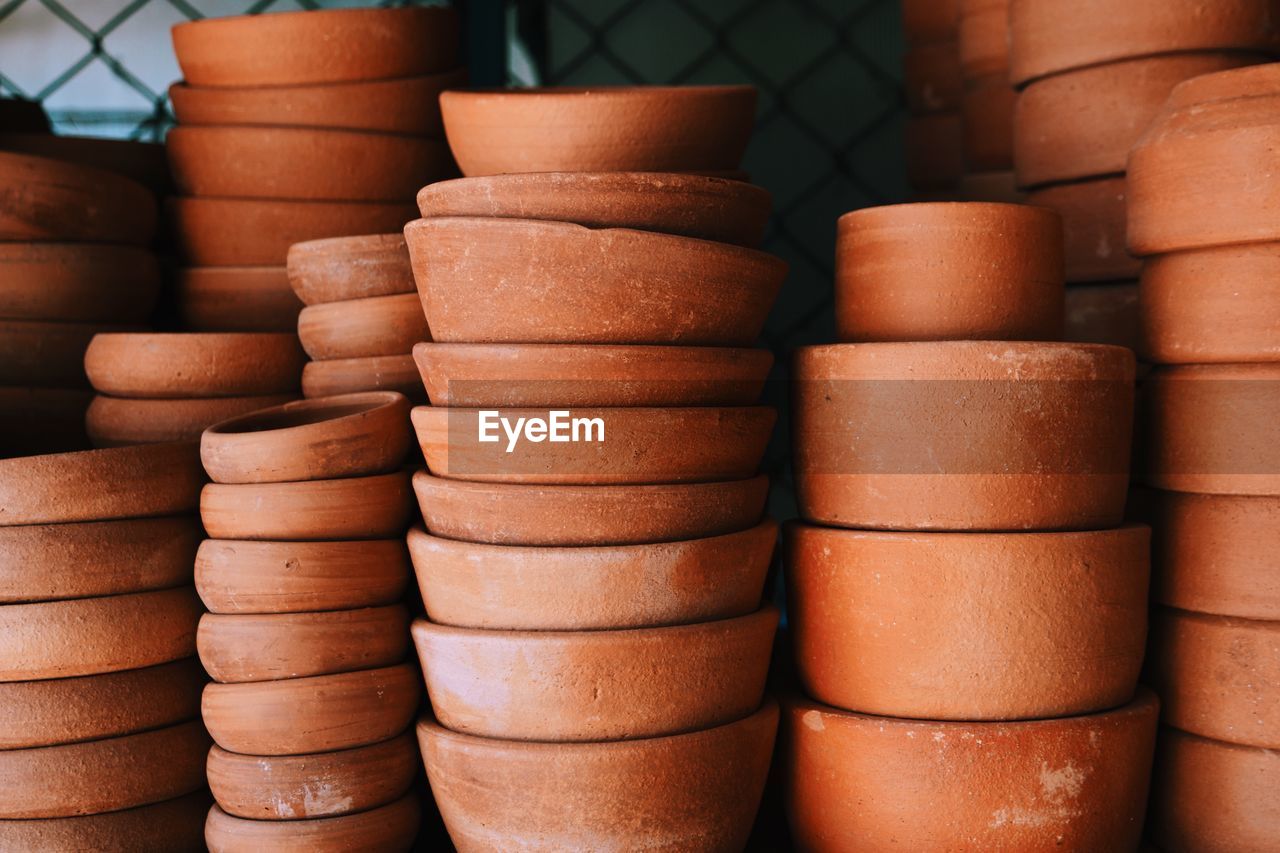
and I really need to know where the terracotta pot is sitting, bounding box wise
[286,233,414,305]
[1026,177,1141,282]
[787,522,1148,720]
[0,132,170,195]
[172,5,459,86]
[417,171,772,248]
[174,267,302,333]
[835,202,1063,342]
[301,354,426,402]
[794,342,1134,531]
[902,0,960,44]
[1140,244,1280,363]
[439,85,756,176]
[413,470,769,546]
[0,150,155,245]
[201,392,412,484]
[904,42,962,113]
[0,441,204,526]
[957,169,1025,202]
[168,68,466,135]
[205,793,420,853]
[87,394,299,447]
[405,217,785,346]
[0,319,135,388]
[298,294,428,360]
[0,719,210,819]
[1063,282,1141,351]
[202,663,419,755]
[420,698,778,852]
[1014,53,1260,189]
[1142,363,1279,496]
[84,333,304,399]
[0,516,200,604]
[784,689,1159,851]
[201,471,412,541]
[0,244,159,324]
[0,790,210,852]
[0,387,90,457]
[905,113,965,189]
[961,75,1015,171]
[169,196,416,267]
[207,732,417,821]
[958,0,1009,80]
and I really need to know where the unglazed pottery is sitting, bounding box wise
[87,394,299,447]
[0,319,134,388]
[0,150,155,245]
[419,699,778,852]
[835,202,1063,342]
[286,233,414,305]
[905,113,964,189]
[902,0,960,45]
[205,793,420,852]
[904,42,962,114]
[957,0,1009,80]
[0,244,159,323]
[0,790,210,853]
[301,354,426,402]
[297,293,429,360]
[84,333,304,398]
[200,471,413,541]
[0,131,170,195]
[405,217,785,345]
[413,470,769,546]
[794,342,1135,531]
[174,266,302,333]
[961,76,1015,172]
[1063,282,1140,351]
[1026,177,1141,282]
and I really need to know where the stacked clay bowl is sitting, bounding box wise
[0,150,158,457]
[0,442,210,851]
[1126,63,1280,852]
[1010,0,1271,349]
[955,0,1022,202]
[786,201,1158,848]
[900,0,964,196]
[194,393,421,852]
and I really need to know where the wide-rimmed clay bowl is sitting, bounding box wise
[1025,177,1141,282]
[0,319,136,388]
[84,333,304,398]
[0,150,155,245]
[201,471,413,541]
[174,267,302,333]
[87,394,299,447]
[205,793,420,853]
[298,293,428,360]
[286,233,414,306]
[0,131,169,194]
[0,244,159,324]
[301,354,425,403]
[0,790,209,852]
[405,217,784,345]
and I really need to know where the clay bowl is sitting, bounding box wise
[201,471,413,541]
[408,520,775,631]
[169,68,466,135]
[0,131,170,195]
[174,266,302,333]
[198,605,410,683]
[413,470,769,546]
[835,202,1063,342]
[0,150,155,245]
[1025,177,1140,282]
[172,5,459,86]
[903,42,962,114]
[420,698,778,852]
[0,387,90,457]
[301,354,426,402]
[169,197,416,267]
[961,77,1015,172]
[1064,282,1140,351]
[205,794,420,852]
[196,538,410,615]
[286,233,414,306]
[794,342,1135,531]
[417,172,772,248]
[207,732,416,821]
[201,392,412,484]
[784,689,1159,850]
[0,319,135,388]
[0,441,204,526]
[906,113,964,190]
[411,405,775,485]
[0,516,200,604]
[786,522,1148,720]
[902,0,960,44]
[298,293,428,360]
[405,217,785,345]
[84,333,304,398]
[0,790,210,852]
[87,394,299,447]
[414,343,772,408]
[957,0,1009,79]
[202,663,419,755]
[0,244,159,324]
[439,85,756,176]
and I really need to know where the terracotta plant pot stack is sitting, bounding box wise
[1126,63,1280,852]
[901,0,964,196]
[1010,0,1274,350]
[786,201,1159,849]
[956,0,1022,203]
[0,442,210,850]
[194,393,422,851]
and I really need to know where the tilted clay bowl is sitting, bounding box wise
[794,342,1135,531]
[414,342,772,407]
[419,699,778,853]
[172,6,459,86]
[201,391,412,484]
[200,471,413,541]
[905,113,964,190]
[84,333,304,398]
[1025,177,1140,282]
[439,85,756,176]
[835,202,1063,342]
[408,519,775,630]
[903,42,962,114]
[0,319,136,388]
[902,0,959,44]
[784,690,1160,851]
[174,266,302,333]
[417,172,771,247]
[0,150,155,245]
[0,790,209,852]
[957,0,1009,79]
[0,131,169,195]
[196,538,410,615]
[298,293,428,360]
[301,354,426,402]
[786,522,1148,720]
[202,663,419,755]
[961,77,1015,172]
[413,470,769,546]
[286,233,414,305]
[405,217,786,345]
[87,394,299,447]
[0,244,159,324]
[1064,282,1140,351]
[205,794,420,853]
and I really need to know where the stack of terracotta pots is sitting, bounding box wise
[785,202,1159,849]
[902,0,963,196]
[1010,0,1273,349]
[194,393,421,850]
[956,0,1021,202]
[0,442,209,850]
[1126,63,1280,851]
